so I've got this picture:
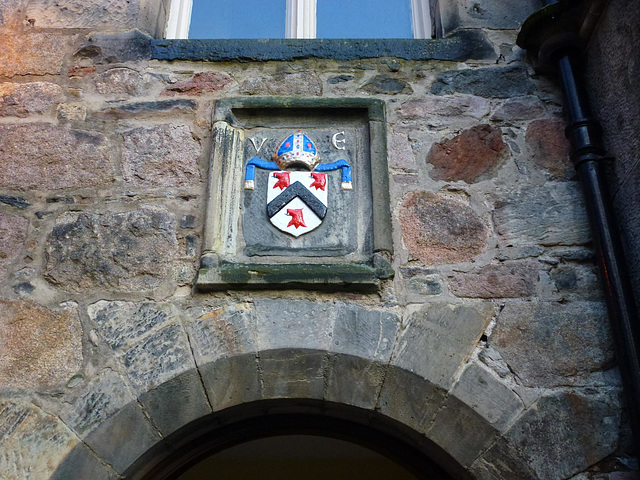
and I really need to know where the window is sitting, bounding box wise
[165,0,432,40]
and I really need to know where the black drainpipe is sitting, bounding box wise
[518,0,640,455]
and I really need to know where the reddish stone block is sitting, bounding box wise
[121,124,201,187]
[428,124,508,183]
[491,95,546,122]
[0,33,78,77]
[94,67,143,96]
[68,65,97,77]
[0,82,63,117]
[525,119,571,177]
[399,191,488,265]
[162,72,233,96]
[0,124,114,190]
[449,261,539,298]
[0,212,28,278]
[0,300,82,390]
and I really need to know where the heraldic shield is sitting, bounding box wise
[244,130,352,238]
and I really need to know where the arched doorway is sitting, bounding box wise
[124,399,466,480]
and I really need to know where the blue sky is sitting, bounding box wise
[189,0,412,39]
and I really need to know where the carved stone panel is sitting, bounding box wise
[196,98,392,291]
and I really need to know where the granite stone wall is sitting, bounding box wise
[0,0,634,478]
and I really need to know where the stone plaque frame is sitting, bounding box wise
[196,98,392,291]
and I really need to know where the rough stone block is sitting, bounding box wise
[199,353,262,412]
[427,394,499,467]
[324,353,387,410]
[119,323,195,396]
[470,440,537,480]
[0,400,79,480]
[57,102,87,121]
[489,301,614,387]
[449,363,524,431]
[239,72,322,96]
[260,349,326,400]
[550,264,603,300]
[254,299,335,352]
[392,303,494,389]
[0,82,63,117]
[376,367,446,434]
[493,182,591,246]
[360,75,412,95]
[455,0,542,29]
[45,208,177,292]
[525,118,572,178]
[449,260,539,298]
[491,95,546,122]
[400,94,491,121]
[331,304,399,362]
[0,124,114,191]
[75,30,152,64]
[389,132,417,171]
[58,368,135,437]
[139,369,211,436]
[84,400,161,474]
[0,300,82,390]
[0,212,28,278]
[428,124,508,183]
[162,72,233,96]
[121,124,202,187]
[0,0,22,27]
[0,194,29,209]
[405,274,443,296]
[399,191,488,265]
[51,442,119,480]
[500,391,622,479]
[94,67,144,97]
[184,304,256,365]
[25,0,137,29]
[431,66,534,99]
[88,301,177,351]
[0,33,78,77]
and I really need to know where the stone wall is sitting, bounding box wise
[0,0,634,479]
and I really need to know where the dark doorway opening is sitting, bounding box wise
[124,399,467,480]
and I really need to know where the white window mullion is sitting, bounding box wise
[286,0,317,39]
[411,0,432,39]
[165,0,193,39]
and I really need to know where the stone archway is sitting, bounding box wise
[50,346,513,480]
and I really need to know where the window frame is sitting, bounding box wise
[165,0,433,40]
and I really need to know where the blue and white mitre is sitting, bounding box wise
[273,130,319,170]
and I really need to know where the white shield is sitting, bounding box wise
[266,171,328,237]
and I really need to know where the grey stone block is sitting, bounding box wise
[51,442,119,480]
[470,440,537,480]
[0,399,80,480]
[493,182,591,247]
[119,322,195,396]
[392,303,494,389]
[456,0,543,30]
[184,303,256,365]
[58,368,135,438]
[84,400,161,474]
[324,353,386,409]
[259,349,326,400]
[199,353,262,412]
[427,394,499,468]
[139,369,211,437]
[88,301,176,351]
[254,299,335,352]
[431,66,534,99]
[449,363,524,432]
[500,390,623,479]
[376,367,447,434]
[331,304,399,362]
[489,301,614,388]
